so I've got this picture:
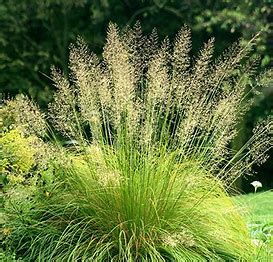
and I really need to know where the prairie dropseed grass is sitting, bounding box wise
[1,22,272,261]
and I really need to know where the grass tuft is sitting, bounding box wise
[1,23,272,261]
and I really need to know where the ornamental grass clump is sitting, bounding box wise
[2,23,272,261]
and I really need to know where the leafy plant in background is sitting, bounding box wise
[0,96,49,187]
[1,23,272,260]
[0,99,55,260]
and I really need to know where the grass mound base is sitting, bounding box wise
[3,147,265,261]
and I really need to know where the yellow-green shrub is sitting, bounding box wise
[0,129,36,184]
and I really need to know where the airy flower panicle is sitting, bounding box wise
[9,23,272,183]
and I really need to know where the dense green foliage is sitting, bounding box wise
[0,0,272,105]
[2,190,273,260]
